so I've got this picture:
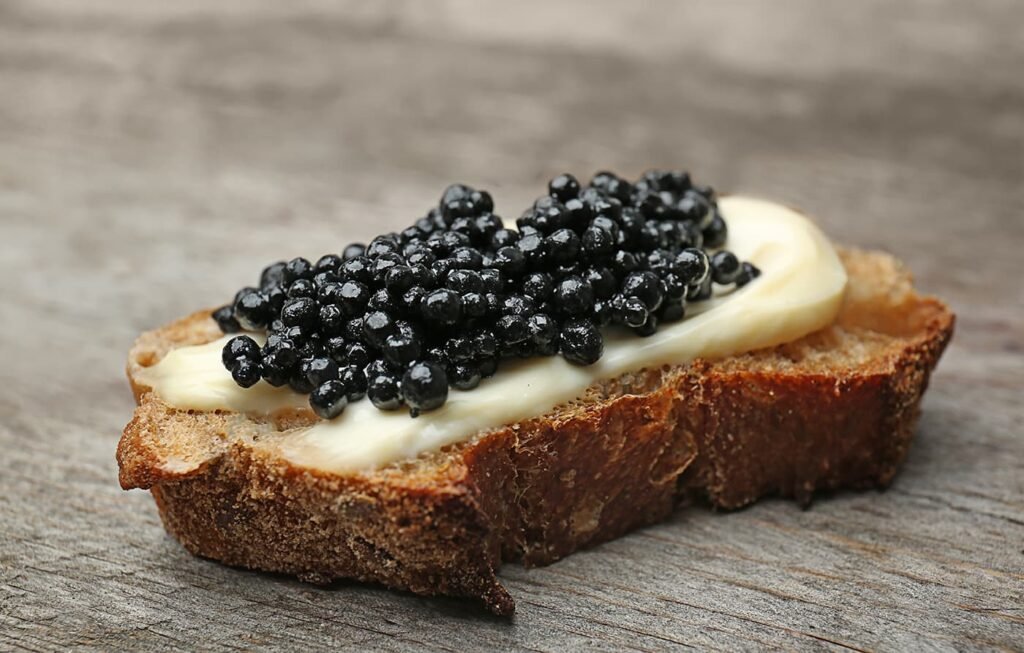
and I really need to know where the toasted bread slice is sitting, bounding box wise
[117,248,953,615]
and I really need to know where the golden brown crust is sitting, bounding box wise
[117,248,954,615]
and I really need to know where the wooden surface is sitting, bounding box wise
[1,1,1022,650]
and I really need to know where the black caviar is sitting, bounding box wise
[214,171,761,418]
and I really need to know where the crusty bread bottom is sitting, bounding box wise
[118,248,954,615]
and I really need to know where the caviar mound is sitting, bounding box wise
[215,171,760,418]
[119,247,955,615]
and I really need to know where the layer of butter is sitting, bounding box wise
[137,197,848,473]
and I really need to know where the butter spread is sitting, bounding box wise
[137,197,848,473]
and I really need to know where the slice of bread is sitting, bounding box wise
[117,247,954,615]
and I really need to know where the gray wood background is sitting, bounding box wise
[1,1,1022,650]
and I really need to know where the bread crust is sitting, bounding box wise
[117,248,954,615]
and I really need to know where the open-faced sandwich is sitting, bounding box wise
[118,171,954,614]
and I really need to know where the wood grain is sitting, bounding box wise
[1,1,1022,650]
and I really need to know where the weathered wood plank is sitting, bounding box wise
[1,1,1022,650]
